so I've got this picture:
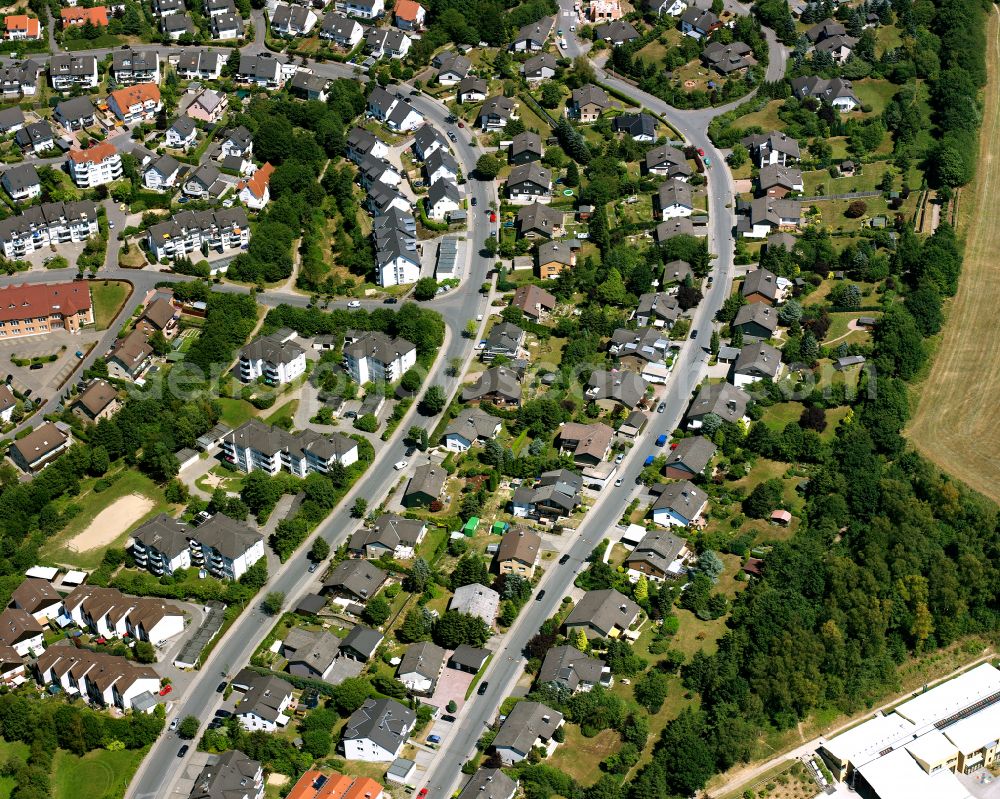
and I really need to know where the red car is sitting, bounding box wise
[458,122,464,128]
[489,212,497,222]
[417,790,428,799]
[159,684,173,696]
[697,147,705,156]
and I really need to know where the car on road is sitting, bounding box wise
[535,589,546,601]
[457,121,464,128]
[405,446,416,457]
[615,452,624,463]
[177,745,189,758]
[344,411,357,419]
[707,275,714,285]
[169,718,179,731]
[558,28,563,34]
[418,790,428,799]
[476,314,483,321]
[655,434,667,447]
[559,554,570,565]
[348,300,361,309]
[308,563,317,573]
[703,156,711,168]
[108,221,115,229]
[216,681,227,693]
[471,197,477,206]
[384,297,398,304]
[394,460,407,470]
[697,147,705,156]
[643,455,655,466]
[615,477,624,486]
[657,402,666,413]
[477,681,489,695]
[75,350,84,359]
[447,131,457,141]
[690,328,698,339]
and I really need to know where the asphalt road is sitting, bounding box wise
[126,83,496,799]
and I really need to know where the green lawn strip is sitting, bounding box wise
[42,469,171,569]
[264,399,299,427]
[546,726,621,786]
[51,746,146,799]
[761,401,803,431]
[90,281,132,331]
[216,397,259,428]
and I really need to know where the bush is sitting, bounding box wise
[845,200,868,218]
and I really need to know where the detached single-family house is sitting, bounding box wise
[323,560,388,602]
[510,282,556,318]
[393,0,425,29]
[507,162,551,205]
[741,130,801,167]
[634,291,680,327]
[425,179,461,221]
[742,267,779,304]
[497,527,541,577]
[511,16,552,51]
[397,641,445,695]
[758,164,803,198]
[457,770,517,799]
[424,147,459,185]
[613,112,657,142]
[651,480,707,528]
[342,0,383,19]
[341,699,415,761]
[106,330,153,381]
[339,625,383,662]
[645,144,692,181]
[283,629,342,681]
[733,302,778,340]
[585,369,649,410]
[492,701,563,764]
[320,12,364,46]
[595,18,639,45]
[107,83,161,125]
[732,341,783,387]
[664,435,716,479]
[235,673,293,732]
[564,588,640,639]
[211,11,244,39]
[701,40,755,74]
[625,529,691,580]
[72,378,120,423]
[511,469,581,520]
[739,197,801,238]
[478,96,518,131]
[1,163,40,202]
[457,76,488,103]
[238,162,275,210]
[657,179,693,219]
[443,408,502,452]
[349,514,427,560]
[521,52,557,82]
[403,463,447,507]
[143,154,182,191]
[435,52,470,84]
[679,7,719,37]
[461,366,522,407]
[790,75,860,111]
[509,131,543,165]
[685,381,750,428]
[165,116,197,150]
[537,239,575,279]
[568,84,610,123]
[538,645,611,692]
[557,422,614,466]
[54,96,96,130]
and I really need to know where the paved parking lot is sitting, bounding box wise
[0,329,101,397]
[18,241,88,271]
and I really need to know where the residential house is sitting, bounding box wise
[152,0,184,17]
[449,583,500,625]
[511,16,552,50]
[557,422,613,466]
[34,648,160,711]
[222,420,360,478]
[341,699,415,761]
[651,480,707,528]
[174,49,224,81]
[211,11,244,39]
[165,116,197,149]
[685,381,750,428]
[323,560,387,602]
[457,770,517,799]
[679,7,718,37]
[497,527,541,577]
[733,301,778,340]
[634,291,680,327]
[49,53,100,92]
[238,329,305,384]
[186,513,265,580]
[54,96,96,129]
[237,53,284,89]
[374,224,419,288]
[0,608,43,656]
[238,162,274,210]
[204,0,237,19]
[739,197,801,238]
[815,33,858,63]
[657,179,693,219]
[188,751,263,799]
[0,60,41,97]
[394,0,424,29]
[339,625,383,662]
[585,369,649,410]
[742,267,779,304]
[187,88,227,123]
[0,203,99,259]
[424,147,459,185]
[448,645,490,674]
[564,588,641,639]
[342,330,416,383]
[412,123,448,161]
[4,15,41,40]
[456,75,488,103]
[60,6,108,27]
[1,164,39,202]
[509,131,543,165]
[595,18,639,45]
[537,239,575,278]
[272,2,317,35]
[608,327,670,376]
[521,52,557,82]
[478,96,518,131]
[644,144,692,180]
[235,673,293,732]
[220,125,254,160]
[625,529,691,580]
[483,321,524,361]
[403,463,446,508]
[365,27,411,58]
[62,585,185,645]
[590,0,622,20]
[664,435,715,479]
[617,410,648,439]
[442,407,502,452]
[349,514,427,560]
[289,70,328,101]
[397,641,444,694]
[111,48,160,85]
[183,163,227,199]
[790,75,860,111]
[0,107,25,134]
[348,126,390,164]
[461,365,522,406]
[740,130,801,167]
[283,628,342,681]
[433,54,469,89]
[105,328,154,381]
[426,179,460,221]
[146,208,251,262]
[701,40,755,74]
[161,14,197,39]
[10,578,63,623]
[613,112,657,142]
[9,422,70,472]
[805,17,845,41]
[492,701,563,764]
[538,645,610,692]
[342,0,383,19]
[511,469,582,520]
[568,84,610,122]
[758,164,803,198]
[732,341,783,387]
[0,384,15,424]
[143,154,182,191]
[287,772,383,799]
[71,378,120,423]
[511,283,556,318]
[107,83,162,125]
[507,162,551,205]
[320,12,364,46]
[366,86,423,131]
[68,142,122,188]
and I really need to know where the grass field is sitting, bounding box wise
[217,397,258,428]
[91,281,132,331]
[265,399,299,427]
[735,100,783,133]
[908,7,1000,503]
[801,161,890,196]
[51,747,146,799]
[851,79,897,116]
[42,469,171,569]
[547,726,620,785]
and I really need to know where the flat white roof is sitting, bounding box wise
[856,747,971,799]
[25,566,58,580]
[61,570,87,585]
[904,729,957,766]
[823,713,916,766]
[620,524,646,548]
[895,664,1000,727]
[943,699,1000,754]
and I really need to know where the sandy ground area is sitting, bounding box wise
[66,494,155,552]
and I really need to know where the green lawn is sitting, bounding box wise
[546,726,620,786]
[63,33,124,50]
[761,401,803,431]
[217,397,258,428]
[851,79,897,116]
[42,469,172,569]
[801,161,891,197]
[51,747,146,799]
[265,399,299,427]
[90,281,131,331]
[735,100,783,133]
[875,24,903,56]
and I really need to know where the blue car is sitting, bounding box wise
[428,735,441,744]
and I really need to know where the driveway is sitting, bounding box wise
[427,664,475,714]
[164,750,212,798]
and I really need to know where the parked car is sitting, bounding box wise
[657,402,666,413]
[216,682,227,693]
[643,455,655,467]
[394,460,408,470]
[177,745,189,758]
[169,718,179,731]
[477,681,489,695]
[471,197,477,206]
[428,735,442,744]
[308,563,317,573]
[448,131,457,141]
[535,589,546,601]
[559,554,570,565]
[615,453,625,464]
[655,434,667,447]
[348,300,361,309]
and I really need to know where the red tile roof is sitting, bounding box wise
[68,140,118,165]
[0,281,91,323]
[108,82,160,112]
[394,0,423,20]
[238,162,274,201]
[60,6,108,26]
[5,15,41,37]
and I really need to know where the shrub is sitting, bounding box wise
[845,200,868,218]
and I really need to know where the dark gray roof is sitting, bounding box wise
[436,52,471,77]
[565,589,640,636]
[493,701,563,755]
[132,512,190,558]
[340,624,383,659]
[733,301,778,334]
[508,162,550,189]
[687,381,750,423]
[238,53,280,80]
[613,112,656,139]
[651,480,706,520]
[478,95,517,122]
[514,15,553,45]
[0,107,25,132]
[321,11,360,38]
[734,341,782,378]
[285,629,341,675]
[457,770,517,799]
[595,19,639,43]
[291,70,328,94]
[658,179,693,211]
[461,366,522,403]
[427,179,460,208]
[425,147,458,177]
[398,640,445,680]
[2,163,39,193]
[627,529,688,573]
[55,96,96,122]
[162,14,196,33]
[571,83,610,110]
[189,750,261,799]
[538,645,606,689]
[405,462,446,500]
[758,164,802,191]
[343,698,415,753]
[350,513,425,552]
[586,369,649,408]
[449,644,490,671]
[238,673,293,722]
[457,75,488,96]
[510,130,542,158]
[413,122,447,154]
[741,131,801,160]
[790,75,859,105]
[343,331,416,364]
[667,435,716,474]
[197,513,264,560]
[742,268,778,300]
[485,321,523,353]
[324,559,387,599]
[522,52,557,75]
[635,291,680,323]
[169,115,196,138]
[50,53,97,78]
[444,407,502,444]
[111,48,159,74]
[645,144,690,174]
[240,332,305,366]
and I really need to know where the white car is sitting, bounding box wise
[394,460,408,471]
[348,300,361,309]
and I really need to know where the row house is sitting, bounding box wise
[63,585,185,646]
[35,648,159,712]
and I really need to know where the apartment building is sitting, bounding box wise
[146,208,250,261]
[107,82,161,124]
[0,280,93,335]
[49,53,98,90]
[238,329,305,384]
[342,330,417,384]
[111,47,160,85]
[222,419,360,478]
[67,141,122,188]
